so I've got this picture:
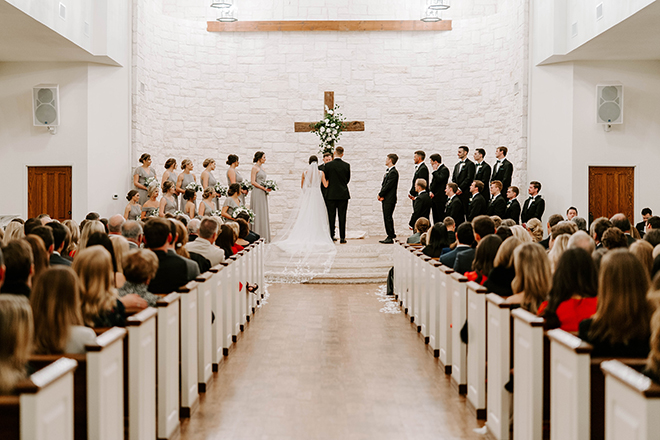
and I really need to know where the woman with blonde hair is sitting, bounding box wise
[30,266,96,354]
[78,220,105,252]
[510,225,533,243]
[142,185,160,219]
[24,235,49,281]
[159,180,178,217]
[162,158,179,206]
[170,219,206,274]
[547,234,570,273]
[0,294,33,394]
[176,159,196,211]
[199,187,216,217]
[62,219,79,258]
[2,221,24,246]
[526,218,544,243]
[630,240,654,280]
[506,242,552,313]
[484,237,521,297]
[109,235,130,275]
[579,249,651,358]
[200,158,219,210]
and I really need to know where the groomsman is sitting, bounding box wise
[408,151,429,203]
[504,186,521,224]
[491,146,514,192]
[452,146,476,212]
[409,179,432,229]
[487,181,507,217]
[324,147,351,243]
[445,183,465,226]
[521,181,545,224]
[473,148,491,200]
[428,153,450,224]
[467,181,488,222]
[378,154,399,244]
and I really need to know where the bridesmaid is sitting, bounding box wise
[199,188,216,217]
[221,184,242,222]
[201,158,219,210]
[159,181,178,217]
[176,159,196,211]
[133,153,157,206]
[250,151,271,242]
[162,158,179,207]
[141,186,160,219]
[183,189,198,219]
[227,154,247,206]
[124,190,142,221]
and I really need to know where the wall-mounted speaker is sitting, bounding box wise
[596,84,623,124]
[32,84,60,127]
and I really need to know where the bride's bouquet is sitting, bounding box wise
[263,180,278,192]
[214,182,228,197]
[240,181,254,192]
[144,177,159,189]
[232,207,255,223]
[186,182,203,193]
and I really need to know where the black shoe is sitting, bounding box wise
[332,237,337,242]
[379,238,394,244]
[340,239,347,244]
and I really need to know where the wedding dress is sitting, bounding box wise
[265,161,337,283]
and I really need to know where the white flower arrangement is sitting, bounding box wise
[211,210,223,217]
[144,177,159,188]
[148,208,159,217]
[174,210,184,216]
[214,182,228,197]
[311,104,346,155]
[263,180,278,191]
[232,206,255,223]
[186,182,203,192]
[240,181,254,191]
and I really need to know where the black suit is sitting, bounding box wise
[487,194,506,218]
[504,198,521,224]
[454,247,476,275]
[474,161,491,199]
[521,195,545,224]
[492,158,514,191]
[410,163,430,199]
[452,159,476,209]
[50,253,72,267]
[440,245,471,268]
[379,167,399,239]
[445,195,465,226]
[148,249,195,294]
[467,193,488,222]
[409,191,432,229]
[429,165,450,223]
[636,221,646,239]
[324,158,351,240]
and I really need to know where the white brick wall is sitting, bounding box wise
[133,0,528,237]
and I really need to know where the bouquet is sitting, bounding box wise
[263,180,278,191]
[214,182,228,197]
[186,182,203,193]
[174,210,184,216]
[240,181,254,192]
[311,104,346,155]
[148,208,159,217]
[144,177,159,189]
[211,210,223,217]
[232,207,255,223]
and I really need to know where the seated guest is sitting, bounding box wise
[484,237,521,297]
[496,225,513,241]
[572,216,587,232]
[226,222,244,253]
[590,217,613,249]
[630,240,654,280]
[118,250,161,307]
[420,232,429,246]
[538,248,597,331]
[579,249,651,358]
[611,213,637,246]
[86,232,126,289]
[407,217,430,244]
[538,214,564,249]
[121,220,143,249]
[24,235,49,282]
[602,227,628,250]
[440,222,474,268]
[78,220,106,252]
[85,212,100,221]
[510,224,533,243]
[216,224,235,260]
[235,211,260,243]
[567,230,595,254]
[0,295,33,394]
[443,216,456,245]
[506,242,551,313]
[547,234,570,273]
[0,240,33,297]
[62,219,79,258]
[454,215,496,275]
[500,218,516,227]
[188,218,201,242]
[235,219,252,248]
[2,221,25,246]
[108,214,126,235]
[645,229,660,248]
[23,217,42,236]
[30,266,96,354]
[171,220,205,275]
[465,235,502,284]
[526,218,544,243]
[423,222,450,258]
[46,222,72,266]
[28,226,54,256]
[490,216,502,230]
[185,218,225,267]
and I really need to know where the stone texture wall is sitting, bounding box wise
[133,0,528,237]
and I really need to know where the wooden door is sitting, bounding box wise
[588,166,634,223]
[27,166,72,221]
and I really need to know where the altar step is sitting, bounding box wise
[307,242,393,284]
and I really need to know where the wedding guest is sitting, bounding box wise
[566,206,578,220]
[118,249,161,307]
[0,240,33,297]
[590,217,613,248]
[201,158,219,209]
[408,217,430,244]
[142,185,160,219]
[572,216,588,232]
[379,153,399,244]
[109,235,130,279]
[501,218,516,227]
[0,295,32,395]
[491,216,503,229]
[162,158,179,206]
[24,235,49,282]
[177,159,197,211]
[602,227,628,250]
[30,266,96,354]
[124,190,142,220]
[133,153,157,206]
[185,218,225,266]
[2,221,24,246]
[611,213,637,246]
[222,183,242,222]
[645,229,660,248]
[506,242,551,313]
[46,222,71,266]
[183,189,198,219]
[107,215,124,236]
[199,187,216,217]
[62,219,79,258]
[579,249,651,358]
[171,219,205,274]
[636,208,653,238]
[235,211,260,243]
[444,217,456,245]
[216,224,235,259]
[144,218,196,294]
[23,218,41,236]
[188,219,201,242]
[423,222,451,258]
[526,218,544,243]
[510,224,533,243]
[159,181,179,217]
[484,237,521,297]
[547,234,570,272]
[226,222,245,253]
[251,151,271,242]
[630,240,654,279]
[454,215,496,275]
[78,220,105,252]
[440,222,474,267]
[496,225,513,241]
[235,219,251,248]
[121,221,142,249]
[85,212,100,221]
[465,235,502,284]
[567,230,596,254]
[86,232,126,288]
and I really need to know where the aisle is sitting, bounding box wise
[179,283,485,439]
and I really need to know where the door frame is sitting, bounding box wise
[587,165,636,224]
[24,163,75,220]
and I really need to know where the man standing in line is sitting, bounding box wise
[487,181,507,218]
[428,153,450,224]
[323,146,351,244]
[467,181,488,222]
[409,179,432,230]
[378,154,399,244]
[452,146,476,212]
[473,148,491,200]
[491,146,514,192]
[520,181,545,224]
[408,151,429,204]
[445,183,465,226]
[504,186,521,224]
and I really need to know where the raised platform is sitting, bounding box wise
[306,238,393,284]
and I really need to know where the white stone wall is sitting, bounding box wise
[132,0,528,237]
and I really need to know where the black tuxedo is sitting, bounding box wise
[474,161,492,199]
[487,194,507,218]
[636,221,646,238]
[492,158,514,191]
[429,164,450,223]
[50,252,72,267]
[379,167,399,239]
[504,198,521,224]
[445,195,465,226]
[452,158,476,209]
[410,163,430,199]
[467,193,488,222]
[521,195,545,224]
[409,191,432,229]
[324,158,351,240]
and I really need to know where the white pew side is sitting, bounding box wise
[155,292,181,440]
[195,272,215,391]
[176,281,200,418]
[437,265,455,373]
[450,271,469,394]
[466,281,488,419]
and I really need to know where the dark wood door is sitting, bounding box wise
[588,166,634,223]
[27,166,72,221]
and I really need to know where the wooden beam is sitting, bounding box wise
[207,20,452,33]
[294,121,365,133]
[325,91,334,113]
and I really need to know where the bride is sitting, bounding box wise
[265,155,337,283]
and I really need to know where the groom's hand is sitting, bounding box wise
[377,196,384,202]
[408,194,415,200]
[430,193,434,198]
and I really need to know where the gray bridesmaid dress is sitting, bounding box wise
[180,173,195,210]
[223,197,240,222]
[206,172,219,210]
[167,171,179,207]
[163,195,178,216]
[250,168,270,242]
[227,168,246,206]
[142,206,158,218]
[201,200,215,217]
[128,204,142,221]
[134,166,157,206]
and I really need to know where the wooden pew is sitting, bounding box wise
[466,281,488,419]
[195,272,214,392]
[0,357,78,440]
[601,360,660,440]
[437,265,454,372]
[155,293,181,440]
[450,271,469,394]
[176,281,200,418]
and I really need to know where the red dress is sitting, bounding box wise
[537,297,597,332]
[231,244,244,254]
[465,271,488,285]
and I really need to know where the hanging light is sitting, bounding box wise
[428,0,450,10]
[210,0,233,8]
[216,6,238,22]
[421,7,442,22]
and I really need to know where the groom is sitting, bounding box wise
[323,146,351,243]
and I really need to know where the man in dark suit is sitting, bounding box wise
[539,214,564,249]
[487,180,507,218]
[409,150,429,203]
[409,179,432,230]
[428,153,450,224]
[454,215,496,274]
[323,146,351,243]
[46,222,72,266]
[611,213,637,246]
[473,148,491,200]
[440,222,474,268]
[504,185,521,224]
[491,146,514,192]
[378,153,399,244]
[636,208,652,238]
[444,183,465,226]
[452,145,476,211]
[30,225,55,262]
[467,181,488,222]
[521,181,545,224]
[318,152,333,200]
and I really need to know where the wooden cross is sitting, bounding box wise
[294,91,365,133]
